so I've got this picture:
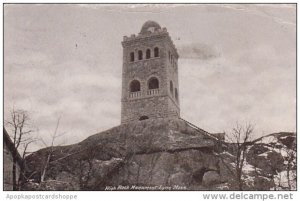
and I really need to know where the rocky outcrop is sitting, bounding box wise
[246,132,296,190]
[23,118,226,190]
[22,118,296,191]
[222,132,296,190]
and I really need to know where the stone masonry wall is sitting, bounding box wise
[166,41,180,107]
[121,27,180,123]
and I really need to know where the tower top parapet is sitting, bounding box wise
[122,20,178,57]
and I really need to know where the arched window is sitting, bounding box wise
[175,88,178,101]
[139,116,149,121]
[154,47,159,57]
[130,80,141,92]
[130,52,134,62]
[148,77,159,89]
[146,49,151,59]
[170,81,173,95]
[168,51,171,61]
[138,50,143,60]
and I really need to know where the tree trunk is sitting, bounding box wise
[41,152,51,182]
[12,152,18,190]
[237,169,243,190]
[287,162,291,190]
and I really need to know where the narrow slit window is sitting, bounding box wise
[170,81,173,96]
[130,52,134,62]
[138,50,143,60]
[146,49,151,59]
[154,47,159,57]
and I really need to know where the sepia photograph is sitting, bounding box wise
[2,3,296,193]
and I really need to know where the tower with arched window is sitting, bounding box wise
[121,21,180,124]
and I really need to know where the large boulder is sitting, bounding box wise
[202,171,221,187]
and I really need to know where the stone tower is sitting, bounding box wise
[121,21,180,124]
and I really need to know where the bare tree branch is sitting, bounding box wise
[5,108,35,190]
[40,116,66,183]
[225,122,255,190]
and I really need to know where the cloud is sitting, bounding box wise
[219,4,296,26]
[177,43,221,60]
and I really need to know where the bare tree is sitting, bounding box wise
[286,150,296,190]
[18,137,38,188]
[281,139,296,190]
[226,123,254,190]
[39,116,65,182]
[5,108,35,190]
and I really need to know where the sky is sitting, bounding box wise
[3,4,296,151]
